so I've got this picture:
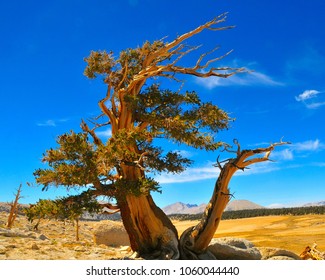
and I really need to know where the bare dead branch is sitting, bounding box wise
[233,139,241,156]
[7,184,23,229]
[214,155,223,170]
[231,161,247,171]
[221,143,237,154]
[220,191,235,199]
[81,120,103,145]
[100,202,120,214]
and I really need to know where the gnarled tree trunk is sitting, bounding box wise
[115,140,289,259]
[117,165,179,259]
[118,194,179,259]
[179,140,290,259]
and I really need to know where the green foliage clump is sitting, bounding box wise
[25,191,101,231]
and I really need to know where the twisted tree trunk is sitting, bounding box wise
[117,165,179,259]
[114,140,289,259]
[118,194,179,259]
[179,140,290,259]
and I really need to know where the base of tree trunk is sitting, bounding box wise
[118,194,180,259]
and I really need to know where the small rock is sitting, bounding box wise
[207,238,262,260]
[38,234,49,241]
[31,243,40,250]
[258,247,301,260]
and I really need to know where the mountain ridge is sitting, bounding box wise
[303,201,325,207]
[162,199,265,215]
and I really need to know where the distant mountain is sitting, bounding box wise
[162,200,265,215]
[302,201,325,207]
[225,200,265,211]
[162,202,207,215]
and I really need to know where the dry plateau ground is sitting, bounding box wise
[1,211,324,260]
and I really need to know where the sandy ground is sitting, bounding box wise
[1,212,324,259]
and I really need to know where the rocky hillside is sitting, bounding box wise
[225,200,265,211]
[162,202,207,215]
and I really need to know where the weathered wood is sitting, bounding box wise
[180,140,290,258]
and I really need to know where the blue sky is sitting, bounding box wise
[0,0,324,208]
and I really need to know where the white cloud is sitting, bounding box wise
[235,161,280,176]
[295,89,325,109]
[96,128,112,138]
[195,69,283,89]
[156,159,279,184]
[306,102,325,109]
[293,139,324,152]
[272,149,294,161]
[156,165,219,184]
[174,150,196,158]
[37,120,56,127]
[155,139,324,185]
[295,90,320,101]
[271,139,324,161]
[37,118,69,127]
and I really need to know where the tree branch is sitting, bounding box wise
[81,120,103,145]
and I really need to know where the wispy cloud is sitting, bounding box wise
[96,128,112,139]
[273,149,294,161]
[195,71,283,89]
[156,159,280,184]
[295,89,325,109]
[156,139,324,184]
[194,61,284,89]
[174,150,196,158]
[37,120,57,127]
[156,165,219,184]
[272,139,325,161]
[295,90,320,101]
[37,118,68,127]
[293,139,325,152]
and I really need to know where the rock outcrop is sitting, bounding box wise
[93,221,130,247]
[206,237,301,260]
[258,247,301,260]
[207,237,262,260]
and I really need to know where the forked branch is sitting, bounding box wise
[180,139,290,258]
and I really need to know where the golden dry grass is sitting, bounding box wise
[173,214,325,254]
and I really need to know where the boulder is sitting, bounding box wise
[93,221,130,247]
[207,237,262,260]
[258,247,301,260]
